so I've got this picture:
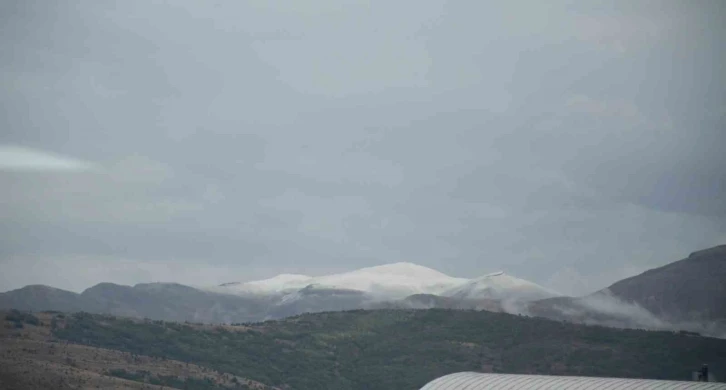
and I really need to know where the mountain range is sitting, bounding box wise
[209,262,558,301]
[1,245,724,336]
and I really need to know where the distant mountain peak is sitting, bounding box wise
[350,262,453,278]
[18,284,62,291]
[443,272,559,302]
[209,262,556,302]
[215,273,313,295]
[306,262,467,298]
[213,262,467,298]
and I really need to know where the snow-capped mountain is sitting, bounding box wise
[304,262,468,299]
[3,245,723,335]
[215,262,469,299]
[214,263,552,302]
[441,271,559,302]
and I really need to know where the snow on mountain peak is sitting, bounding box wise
[211,262,558,302]
[214,262,466,298]
[260,273,312,283]
[350,262,454,279]
[442,271,558,302]
[308,262,467,299]
[219,273,313,294]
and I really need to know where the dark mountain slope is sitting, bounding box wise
[0,282,272,324]
[607,245,726,322]
[0,285,96,313]
[528,245,726,335]
[265,285,370,320]
[82,282,272,323]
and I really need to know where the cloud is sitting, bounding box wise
[571,13,665,53]
[543,292,671,330]
[0,145,99,172]
[0,154,200,225]
[544,267,594,297]
[565,95,641,118]
[251,37,432,97]
[531,290,726,338]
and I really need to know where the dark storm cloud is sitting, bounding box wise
[1,0,724,295]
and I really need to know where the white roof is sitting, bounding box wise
[420,372,726,389]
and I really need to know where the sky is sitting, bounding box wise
[1,0,724,296]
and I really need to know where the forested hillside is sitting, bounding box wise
[43,309,726,389]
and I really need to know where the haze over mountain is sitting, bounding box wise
[0,262,554,322]
[441,271,559,302]
[527,245,726,337]
[1,245,724,337]
[607,245,726,323]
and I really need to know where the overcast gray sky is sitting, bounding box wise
[1,0,724,296]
